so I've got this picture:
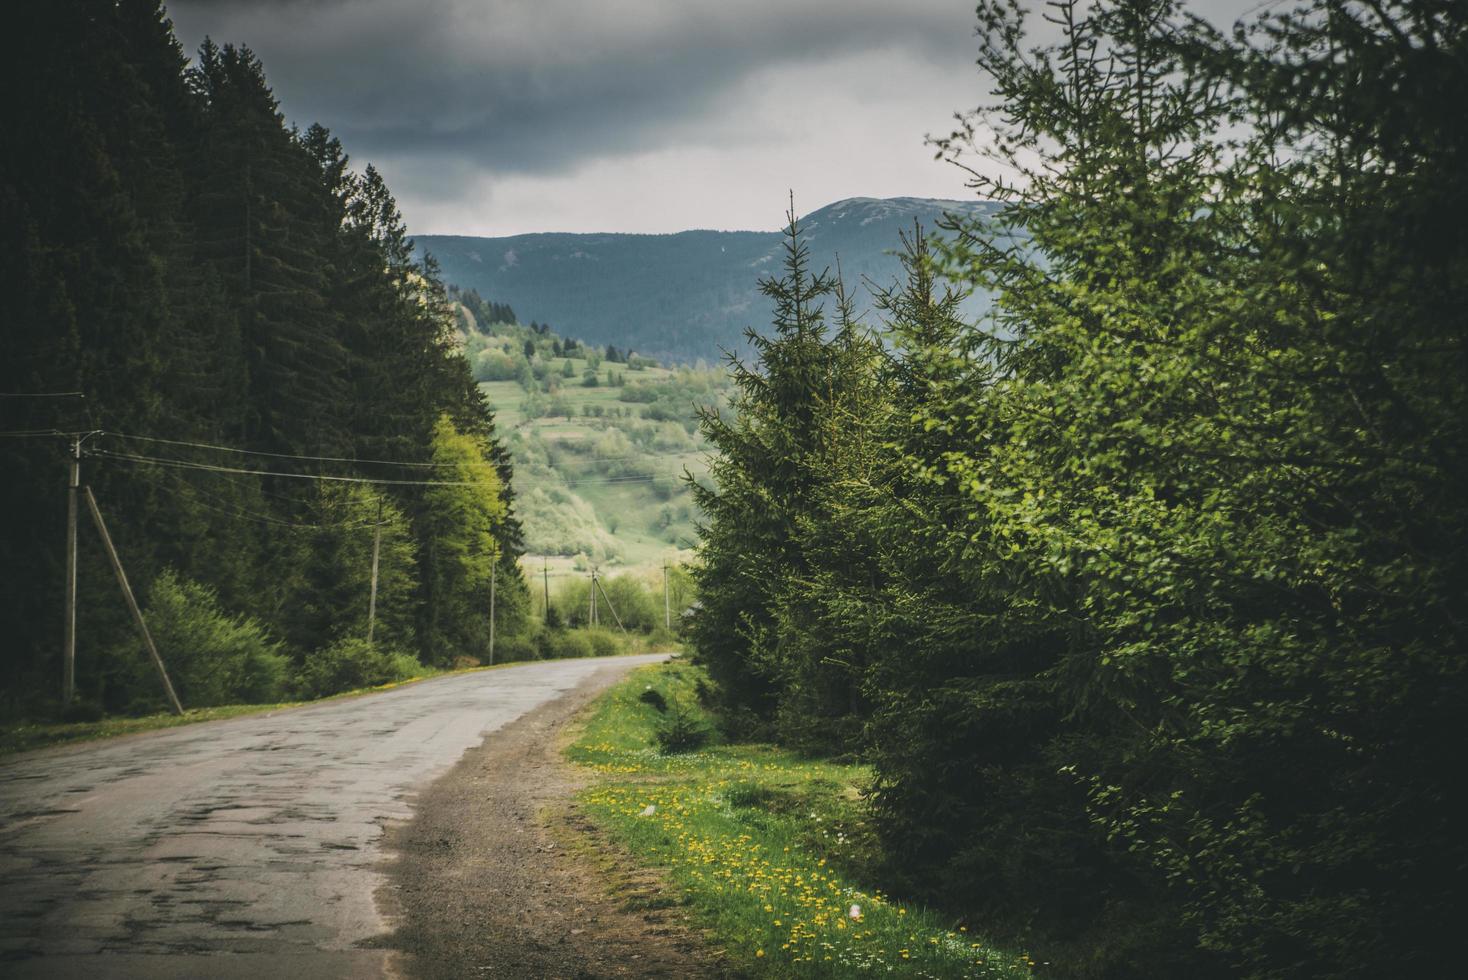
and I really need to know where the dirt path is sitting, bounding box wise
[378,659,730,979]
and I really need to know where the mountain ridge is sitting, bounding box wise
[415,196,999,363]
[416,196,990,238]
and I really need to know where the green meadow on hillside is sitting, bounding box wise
[449,287,731,584]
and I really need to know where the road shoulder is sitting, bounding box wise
[375,658,727,979]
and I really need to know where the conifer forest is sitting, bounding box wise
[3,1,1465,977]
[690,1,1465,975]
[2,2,530,709]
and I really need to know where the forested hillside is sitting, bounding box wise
[692,1,1466,978]
[447,286,728,571]
[416,197,999,363]
[0,2,527,715]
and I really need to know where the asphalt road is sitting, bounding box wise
[0,654,666,979]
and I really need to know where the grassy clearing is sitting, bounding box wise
[567,661,1034,978]
[478,353,723,575]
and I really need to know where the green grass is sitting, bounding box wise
[0,664,462,757]
[571,474,701,564]
[566,662,1034,978]
[0,701,309,757]
[479,379,532,428]
[480,359,719,574]
[479,357,686,431]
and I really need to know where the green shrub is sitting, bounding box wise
[599,574,659,631]
[474,349,523,382]
[494,634,540,663]
[60,699,105,723]
[544,630,593,660]
[654,698,710,754]
[298,637,395,698]
[137,569,290,708]
[587,628,620,658]
[386,651,426,682]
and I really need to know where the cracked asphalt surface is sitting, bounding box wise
[0,653,668,978]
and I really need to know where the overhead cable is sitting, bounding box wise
[89,449,500,487]
[0,391,85,398]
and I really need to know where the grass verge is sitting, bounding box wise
[0,701,306,757]
[0,668,455,758]
[566,660,1034,978]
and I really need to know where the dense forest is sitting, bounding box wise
[0,1,531,714]
[692,1,1465,977]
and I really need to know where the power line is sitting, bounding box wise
[106,429,711,469]
[556,475,680,489]
[158,475,379,530]
[168,487,374,530]
[162,463,337,509]
[97,448,697,491]
[102,432,460,469]
[92,443,700,492]
[531,472,700,488]
[1238,0,1291,19]
[89,449,502,487]
[0,428,95,439]
[0,391,85,398]
[544,450,709,464]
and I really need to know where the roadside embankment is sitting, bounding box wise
[566,661,1036,979]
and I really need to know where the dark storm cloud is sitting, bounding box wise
[165,0,977,175]
[163,1,1264,234]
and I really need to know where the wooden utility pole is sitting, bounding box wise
[488,557,497,666]
[366,498,382,644]
[664,561,670,631]
[589,570,596,628]
[542,558,550,624]
[63,435,80,704]
[594,575,628,635]
[84,487,183,715]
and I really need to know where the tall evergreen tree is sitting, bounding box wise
[189,40,350,457]
[691,204,835,733]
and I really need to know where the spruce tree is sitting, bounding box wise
[691,203,834,732]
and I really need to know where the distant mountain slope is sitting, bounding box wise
[415,197,1000,363]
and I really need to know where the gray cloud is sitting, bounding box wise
[164,1,1266,234]
[167,0,976,174]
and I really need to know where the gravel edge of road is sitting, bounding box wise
[374,656,732,979]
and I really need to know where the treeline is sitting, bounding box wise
[0,1,530,715]
[691,2,1464,978]
[453,287,519,329]
[492,565,690,665]
[454,287,662,388]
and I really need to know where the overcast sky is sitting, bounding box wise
[166,0,1255,237]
